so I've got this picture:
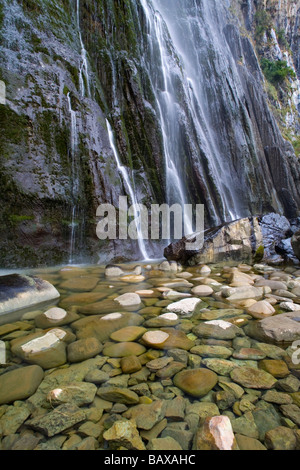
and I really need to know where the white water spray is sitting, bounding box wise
[67,92,79,263]
[106,119,151,261]
[77,0,91,98]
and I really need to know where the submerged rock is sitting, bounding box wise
[194,416,238,450]
[230,366,277,389]
[27,403,86,437]
[173,368,218,397]
[103,419,146,450]
[246,312,300,344]
[0,365,44,405]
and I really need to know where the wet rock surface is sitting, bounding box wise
[0,260,300,451]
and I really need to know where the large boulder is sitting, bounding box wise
[164,213,291,266]
[0,274,60,318]
[246,312,300,344]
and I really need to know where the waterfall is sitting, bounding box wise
[67,92,79,264]
[140,0,193,236]
[106,119,151,261]
[139,0,242,225]
[76,0,91,98]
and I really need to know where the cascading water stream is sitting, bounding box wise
[106,119,151,261]
[140,0,193,237]
[76,0,91,98]
[67,92,79,264]
[139,0,242,226]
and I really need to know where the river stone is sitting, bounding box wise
[191,285,214,297]
[142,329,194,351]
[105,265,125,277]
[67,337,102,363]
[27,403,86,437]
[143,313,179,328]
[102,342,146,358]
[265,426,297,450]
[103,419,146,450]
[0,274,60,317]
[110,326,147,342]
[120,355,142,374]
[59,292,108,308]
[193,320,243,340]
[155,361,186,379]
[232,348,267,360]
[222,286,263,301]
[247,301,275,319]
[0,361,42,402]
[229,270,254,286]
[97,387,140,405]
[123,399,166,430]
[120,275,146,283]
[255,279,287,291]
[245,312,300,344]
[263,390,293,405]
[258,359,290,378]
[190,345,232,359]
[34,307,79,329]
[84,369,109,385]
[276,375,300,393]
[59,277,99,292]
[194,416,238,450]
[0,403,31,436]
[202,358,239,376]
[46,382,97,407]
[146,356,174,371]
[12,330,67,369]
[72,312,144,342]
[147,436,182,451]
[199,308,244,321]
[280,302,300,312]
[235,434,267,451]
[114,293,141,307]
[186,401,220,419]
[166,298,202,317]
[280,404,300,426]
[173,368,218,397]
[252,342,288,360]
[230,366,277,389]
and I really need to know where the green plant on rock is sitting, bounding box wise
[254,10,273,41]
[254,245,265,263]
[260,58,296,86]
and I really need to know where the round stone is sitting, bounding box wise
[114,293,141,307]
[67,337,103,363]
[173,368,218,397]
[44,307,67,320]
[191,285,214,297]
[142,331,170,347]
[102,342,146,358]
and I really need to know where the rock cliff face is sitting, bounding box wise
[0,0,299,267]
